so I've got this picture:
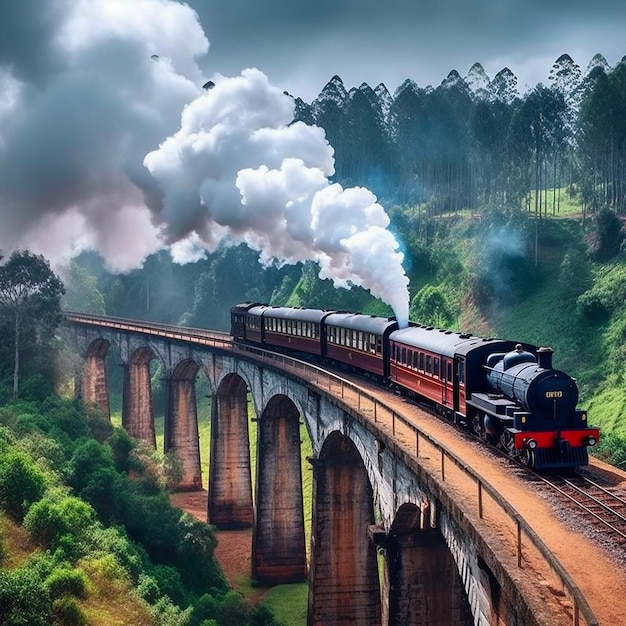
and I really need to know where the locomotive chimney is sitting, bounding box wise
[537,347,553,369]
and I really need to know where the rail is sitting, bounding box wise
[64,311,598,626]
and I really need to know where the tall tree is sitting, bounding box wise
[578,63,626,213]
[0,251,64,399]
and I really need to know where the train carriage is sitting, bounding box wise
[389,326,517,420]
[230,302,268,344]
[261,306,334,356]
[323,313,398,378]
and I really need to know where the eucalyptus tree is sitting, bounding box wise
[510,85,568,214]
[309,75,349,181]
[548,54,582,209]
[342,83,396,193]
[389,79,427,203]
[0,251,64,399]
[488,67,519,106]
[578,62,626,213]
[470,98,515,206]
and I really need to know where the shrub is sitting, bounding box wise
[587,207,624,261]
[79,553,129,598]
[594,432,626,468]
[0,449,48,520]
[52,596,87,626]
[44,566,88,600]
[409,284,455,328]
[0,562,53,626]
[23,491,96,558]
[217,590,253,626]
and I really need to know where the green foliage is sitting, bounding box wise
[0,563,53,626]
[586,207,625,261]
[0,250,65,400]
[409,284,455,328]
[576,263,626,325]
[558,251,591,299]
[107,426,137,472]
[0,449,48,520]
[52,596,87,626]
[593,431,626,468]
[63,260,106,314]
[44,566,88,600]
[0,395,239,625]
[217,590,253,626]
[467,206,534,309]
[23,490,96,558]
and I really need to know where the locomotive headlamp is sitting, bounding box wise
[587,435,597,446]
[524,438,538,450]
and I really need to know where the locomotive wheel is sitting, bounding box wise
[500,430,516,457]
[520,449,535,468]
[472,415,484,438]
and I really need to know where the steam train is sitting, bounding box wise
[230,303,599,470]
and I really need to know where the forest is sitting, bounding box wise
[1,51,626,624]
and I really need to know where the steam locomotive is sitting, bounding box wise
[230,303,599,470]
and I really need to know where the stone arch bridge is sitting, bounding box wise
[64,312,597,626]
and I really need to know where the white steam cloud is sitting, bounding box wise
[0,0,409,326]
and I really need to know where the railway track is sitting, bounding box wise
[528,470,626,552]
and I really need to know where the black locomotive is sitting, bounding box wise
[231,303,599,469]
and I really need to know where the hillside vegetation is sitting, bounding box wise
[0,397,283,626]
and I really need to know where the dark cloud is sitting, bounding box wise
[0,0,70,82]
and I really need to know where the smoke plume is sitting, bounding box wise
[0,0,409,326]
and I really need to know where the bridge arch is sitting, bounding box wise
[122,346,157,446]
[165,358,202,490]
[385,502,472,625]
[81,337,113,419]
[208,372,254,528]
[308,431,381,625]
[252,393,307,584]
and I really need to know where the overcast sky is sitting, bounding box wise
[188,0,626,100]
[0,0,623,315]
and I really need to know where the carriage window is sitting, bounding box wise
[458,360,465,385]
[400,347,406,363]
[446,361,452,382]
[419,352,424,371]
[434,357,440,377]
[413,351,419,369]
[426,355,432,373]
[357,332,363,351]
